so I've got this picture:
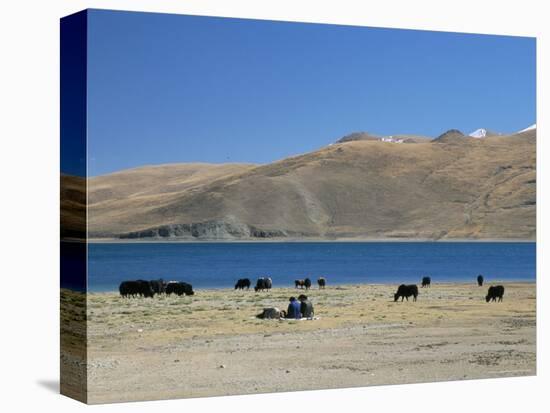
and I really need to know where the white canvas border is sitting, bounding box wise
[0,1,546,412]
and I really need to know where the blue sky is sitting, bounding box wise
[87,9,536,176]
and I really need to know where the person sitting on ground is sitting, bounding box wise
[298,294,314,319]
[286,296,302,319]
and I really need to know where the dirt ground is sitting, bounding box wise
[66,282,535,403]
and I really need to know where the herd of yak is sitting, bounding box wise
[394,275,505,302]
[234,276,326,291]
[119,280,194,298]
[119,274,505,303]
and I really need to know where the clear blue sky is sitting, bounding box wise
[87,9,536,176]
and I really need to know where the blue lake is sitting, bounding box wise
[86,242,536,292]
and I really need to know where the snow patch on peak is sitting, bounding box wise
[469,128,489,138]
[518,124,536,133]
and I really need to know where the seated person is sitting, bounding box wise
[298,294,314,319]
[286,296,302,319]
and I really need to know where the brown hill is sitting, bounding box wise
[87,163,256,237]
[61,174,86,240]
[87,129,536,240]
[432,129,467,143]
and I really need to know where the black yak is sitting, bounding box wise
[486,285,505,302]
[150,279,165,295]
[394,284,419,302]
[119,280,155,298]
[477,275,484,287]
[119,281,138,298]
[235,278,251,290]
[317,277,326,289]
[165,281,194,296]
[255,277,272,292]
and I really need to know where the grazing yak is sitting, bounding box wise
[394,284,419,302]
[486,285,505,302]
[119,280,155,298]
[295,278,312,289]
[136,280,155,297]
[477,275,484,287]
[235,278,251,290]
[255,277,272,292]
[150,279,165,295]
[165,281,195,296]
[119,281,139,298]
[317,277,326,289]
[421,276,431,288]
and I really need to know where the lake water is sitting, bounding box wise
[85,242,536,292]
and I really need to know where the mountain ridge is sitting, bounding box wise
[75,128,536,241]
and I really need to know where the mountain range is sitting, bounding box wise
[66,126,537,241]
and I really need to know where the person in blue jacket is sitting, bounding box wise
[286,296,302,319]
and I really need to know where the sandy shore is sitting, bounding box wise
[73,282,535,403]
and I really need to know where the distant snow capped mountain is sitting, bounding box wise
[469,129,488,138]
[517,124,536,133]
[468,128,501,138]
[468,128,490,138]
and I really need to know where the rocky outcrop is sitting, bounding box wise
[336,131,380,143]
[119,220,292,240]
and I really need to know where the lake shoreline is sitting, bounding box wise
[88,238,536,244]
[87,280,536,294]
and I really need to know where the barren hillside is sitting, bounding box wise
[85,129,536,240]
[61,174,86,240]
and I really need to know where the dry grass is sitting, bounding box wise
[79,282,536,403]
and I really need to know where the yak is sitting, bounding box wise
[394,284,419,302]
[119,280,138,298]
[165,281,195,296]
[477,275,484,287]
[317,277,326,289]
[235,278,251,290]
[295,279,306,289]
[255,277,272,292]
[119,280,155,298]
[295,278,312,289]
[421,276,431,288]
[150,279,165,295]
[486,285,505,302]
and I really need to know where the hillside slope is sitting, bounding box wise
[87,129,536,240]
[61,174,86,240]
